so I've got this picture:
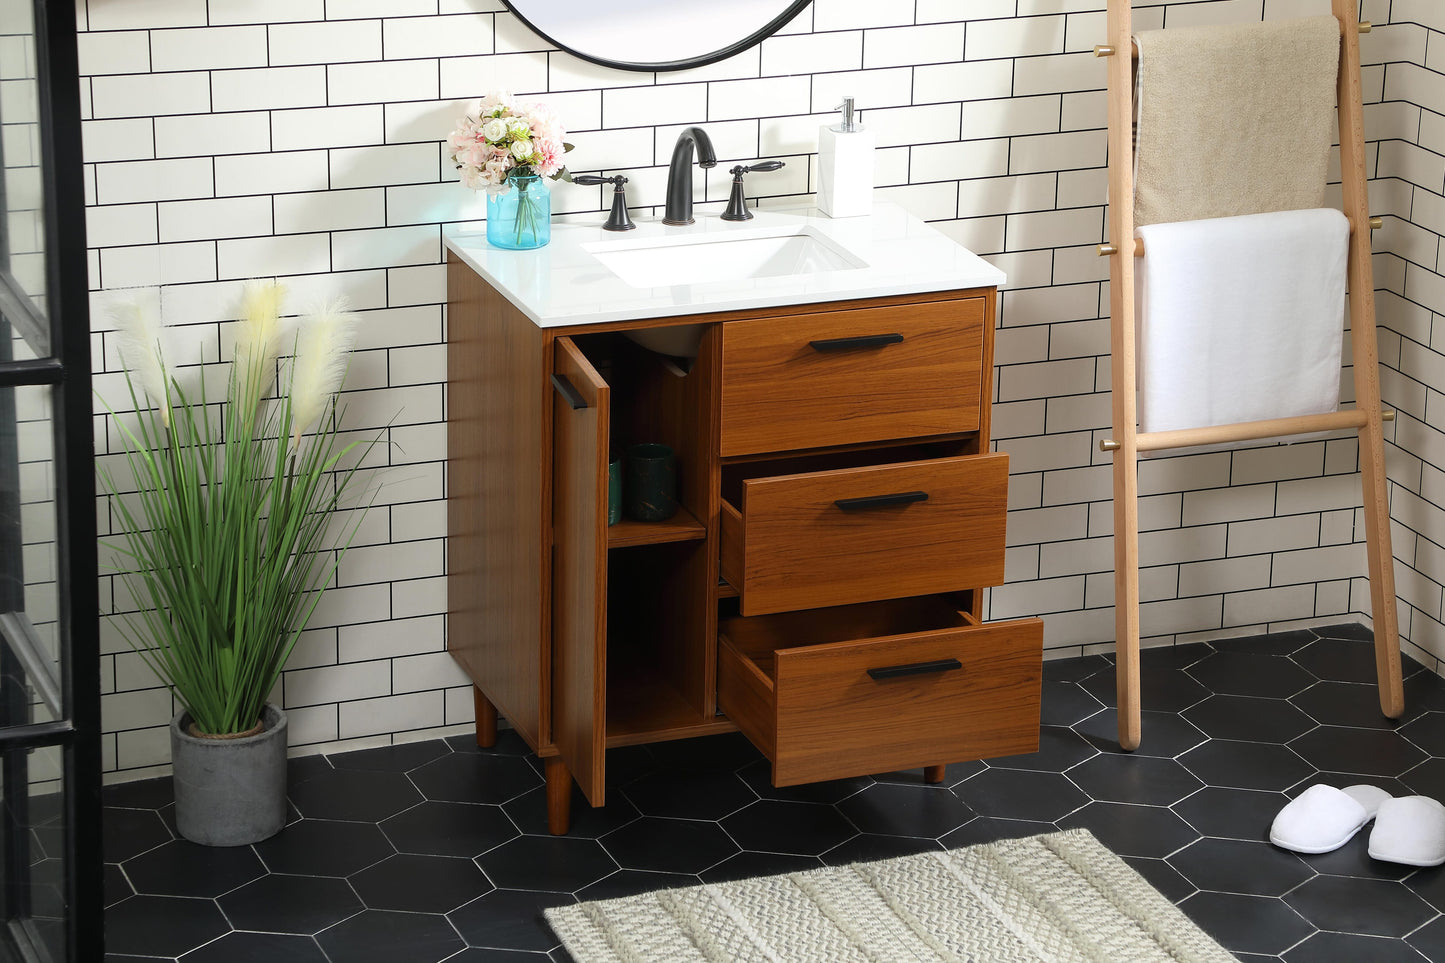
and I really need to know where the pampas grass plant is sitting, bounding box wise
[99,282,378,736]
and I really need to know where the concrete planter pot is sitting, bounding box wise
[170,704,287,846]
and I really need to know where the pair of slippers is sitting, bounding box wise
[1270,784,1445,866]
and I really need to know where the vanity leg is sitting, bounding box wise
[473,687,497,749]
[545,758,572,835]
[924,764,947,784]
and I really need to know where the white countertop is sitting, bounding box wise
[443,203,1006,328]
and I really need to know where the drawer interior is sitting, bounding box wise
[720,594,974,680]
[720,438,975,506]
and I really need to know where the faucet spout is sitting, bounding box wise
[663,126,717,225]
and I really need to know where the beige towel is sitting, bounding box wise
[1134,15,1340,227]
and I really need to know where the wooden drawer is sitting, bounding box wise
[719,298,985,457]
[718,596,1042,786]
[720,453,1008,616]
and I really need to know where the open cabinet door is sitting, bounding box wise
[551,338,609,806]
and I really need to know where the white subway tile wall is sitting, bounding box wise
[82,0,1444,777]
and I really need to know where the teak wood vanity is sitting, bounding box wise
[445,206,1044,833]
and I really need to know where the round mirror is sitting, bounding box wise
[502,0,814,73]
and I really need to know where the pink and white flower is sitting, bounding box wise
[445,92,573,192]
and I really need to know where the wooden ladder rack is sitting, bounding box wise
[1099,0,1403,750]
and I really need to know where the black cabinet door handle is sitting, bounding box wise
[551,374,588,410]
[867,658,963,681]
[834,491,929,512]
[808,333,904,352]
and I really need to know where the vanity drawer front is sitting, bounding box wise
[717,599,1042,787]
[719,298,985,457]
[720,453,1008,616]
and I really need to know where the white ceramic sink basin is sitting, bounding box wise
[585,227,867,289]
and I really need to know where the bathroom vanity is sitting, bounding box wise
[444,205,1043,833]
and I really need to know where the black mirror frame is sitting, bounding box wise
[500,0,815,73]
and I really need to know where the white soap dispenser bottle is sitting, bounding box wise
[817,97,875,218]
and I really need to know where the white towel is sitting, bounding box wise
[1134,209,1348,438]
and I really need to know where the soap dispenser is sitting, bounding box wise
[817,97,874,218]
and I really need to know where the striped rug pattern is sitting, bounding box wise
[545,829,1236,962]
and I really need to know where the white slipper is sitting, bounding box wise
[1368,795,1445,867]
[1270,783,1391,854]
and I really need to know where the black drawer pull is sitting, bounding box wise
[867,658,963,681]
[834,491,929,512]
[809,333,905,352]
[551,374,588,410]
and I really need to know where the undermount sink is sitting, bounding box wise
[584,227,867,289]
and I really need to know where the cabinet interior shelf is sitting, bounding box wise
[606,657,736,747]
[607,506,706,548]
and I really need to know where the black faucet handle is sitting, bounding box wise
[721,160,786,221]
[574,174,635,231]
[573,174,628,187]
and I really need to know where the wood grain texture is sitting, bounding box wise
[445,254,546,751]
[551,337,610,807]
[726,453,1010,616]
[720,601,1042,787]
[545,757,572,836]
[1104,0,1143,753]
[473,687,496,748]
[1334,0,1403,718]
[719,299,985,456]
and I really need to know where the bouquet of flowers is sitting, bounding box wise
[448,92,573,246]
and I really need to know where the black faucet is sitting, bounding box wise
[662,127,717,225]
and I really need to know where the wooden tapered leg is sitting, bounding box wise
[473,687,497,748]
[923,765,947,784]
[545,757,572,835]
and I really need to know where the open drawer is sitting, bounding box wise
[717,596,1042,787]
[720,453,1008,616]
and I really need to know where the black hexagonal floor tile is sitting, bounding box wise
[1168,837,1314,896]
[835,783,974,838]
[701,850,822,883]
[1188,650,1317,699]
[646,732,762,772]
[105,895,231,958]
[103,808,171,863]
[1073,707,1207,758]
[1040,680,1105,727]
[1057,802,1198,858]
[351,853,493,913]
[1171,786,1287,842]
[1141,642,1214,670]
[315,909,464,963]
[1068,753,1202,806]
[622,767,756,820]
[1289,726,1427,778]
[1407,914,1445,962]
[1184,694,1317,744]
[1284,875,1436,938]
[951,768,1088,822]
[1044,653,1111,683]
[289,768,423,822]
[1406,862,1445,911]
[1293,681,1405,729]
[1401,758,1445,800]
[1122,855,1197,903]
[823,833,943,865]
[1178,891,1314,956]
[736,759,872,804]
[103,863,131,908]
[477,834,617,891]
[177,931,329,962]
[103,776,174,811]
[576,869,698,900]
[409,753,543,805]
[1294,637,1380,683]
[446,728,533,756]
[874,759,985,788]
[1211,629,1318,657]
[1179,741,1315,792]
[218,873,362,935]
[448,888,574,952]
[504,785,639,839]
[986,726,1097,772]
[1080,664,1212,713]
[596,815,739,875]
[122,838,265,897]
[1284,931,1433,963]
[1401,711,1445,756]
[720,799,856,856]
[255,818,396,876]
[328,741,451,773]
[382,801,519,858]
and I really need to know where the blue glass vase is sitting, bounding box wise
[487,175,551,250]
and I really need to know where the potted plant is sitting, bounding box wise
[100,281,375,846]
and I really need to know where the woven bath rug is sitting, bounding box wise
[545,829,1235,962]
